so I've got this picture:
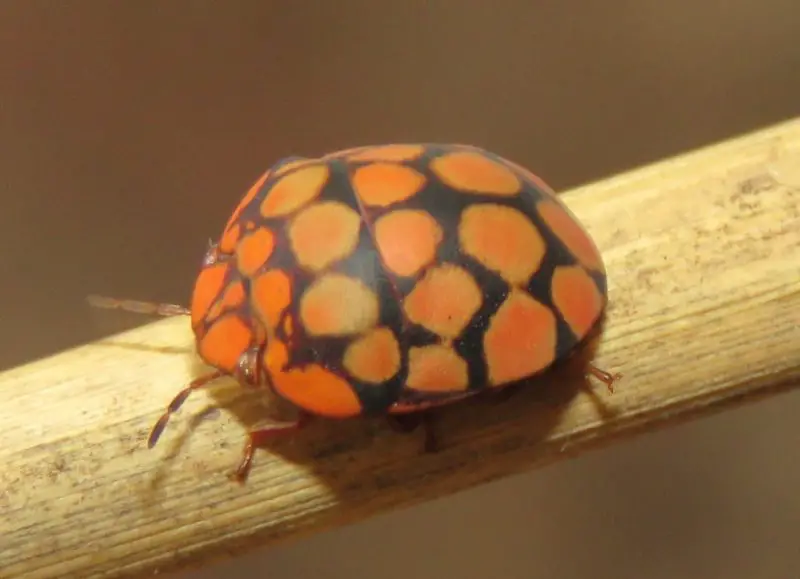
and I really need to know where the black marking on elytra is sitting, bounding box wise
[351,144,597,391]
[402,324,444,348]
[526,256,583,362]
[324,160,411,413]
[522,195,608,358]
[588,267,607,297]
[270,155,309,172]
[222,145,607,411]
[253,160,409,415]
[451,254,509,391]
[196,256,254,337]
[223,157,334,240]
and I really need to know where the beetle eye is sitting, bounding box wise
[202,242,221,267]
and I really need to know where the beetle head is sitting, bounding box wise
[190,242,266,387]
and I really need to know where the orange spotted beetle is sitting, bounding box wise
[91,143,618,480]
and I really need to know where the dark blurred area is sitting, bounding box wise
[2,2,798,578]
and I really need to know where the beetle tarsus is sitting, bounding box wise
[146,370,225,448]
[587,364,622,393]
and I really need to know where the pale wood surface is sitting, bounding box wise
[2,119,799,579]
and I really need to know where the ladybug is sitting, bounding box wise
[91,143,618,480]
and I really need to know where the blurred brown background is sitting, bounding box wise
[2,2,798,578]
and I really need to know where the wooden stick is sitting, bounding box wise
[3,119,800,579]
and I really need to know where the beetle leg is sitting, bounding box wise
[480,382,524,405]
[385,414,420,433]
[586,363,622,394]
[232,411,311,482]
[386,413,439,453]
[147,370,225,448]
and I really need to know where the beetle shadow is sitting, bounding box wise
[144,321,621,502]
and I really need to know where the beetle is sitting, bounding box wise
[91,143,619,480]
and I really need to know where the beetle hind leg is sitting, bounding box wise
[386,413,439,453]
[232,411,312,482]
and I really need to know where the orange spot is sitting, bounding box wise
[206,280,245,321]
[375,210,443,277]
[219,222,241,254]
[221,280,245,308]
[223,170,269,233]
[300,274,379,336]
[538,200,604,272]
[347,144,425,162]
[190,263,228,327]
[260,164,329,218]
[265,339,362,418]
[288,201,361,271]
[503,159,557,195]
[459,203,546,285]
[484,290,557,385]
[343,327,401,383]
[272,157,314,178]
[406,345,468,392]
[235,227,275,276]
[551,266,604,339]
[198,314,253,373]
[352,163,426,207]
[431,152,520,195]
[251,269,292,331]
[403,264,482,339]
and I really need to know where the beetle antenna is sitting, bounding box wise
[86,294,190,317]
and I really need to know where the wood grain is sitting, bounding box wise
[2,119,799,579]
